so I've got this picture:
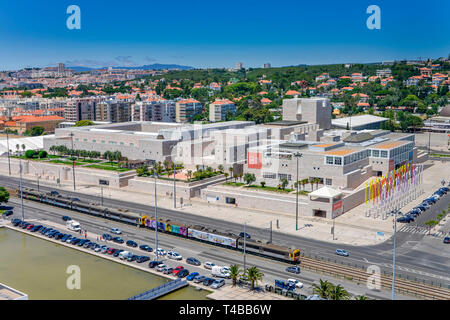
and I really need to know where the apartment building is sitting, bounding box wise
[175,99,203,123]
[209,99,236,122]
[134,99,176,122]
[96,100,132,123]
[64,97,104,122]
[282,97,332,130]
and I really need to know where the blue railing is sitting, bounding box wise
[128,278,188,300]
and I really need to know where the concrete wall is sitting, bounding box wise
[0,158,135,188]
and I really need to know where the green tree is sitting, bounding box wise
[260,181,266,188]
[312,279,333,299]
[280,178,289,190]
[243,173,256,185]
[229,265,242,287]
[328,284,350,300]
[244,266,264,291]
[29,126,44,136]
[0,187,10,205]
[74,120,95,127]
[25,150,37,159]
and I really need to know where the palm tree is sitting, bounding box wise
[15,144,20,155]
[228,167,234,180]
[245,266,264,291]
[229,265,242,286]
[309,178,314,191]
[187,170,193,181]
[328,284,350,300]
[312,279,333,299]
[224,172,229,181]
[21,144,26,154]
[217,164,224,173]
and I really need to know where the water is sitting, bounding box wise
[0,228,210,300]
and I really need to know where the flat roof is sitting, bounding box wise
[323,149,355,156]
[332,115,388,128]
[373,141,408,149]
[263,120,307,126]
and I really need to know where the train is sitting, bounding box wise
[18,187,301,264]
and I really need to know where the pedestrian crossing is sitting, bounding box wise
[398,226,429,234]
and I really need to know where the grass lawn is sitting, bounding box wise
[224,182,245,187]
[247,184,294,193]
[49,160,85,166]
[430,153,450,158]
[86,164,132,172]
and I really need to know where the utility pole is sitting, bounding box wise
[392,208,398,300]
[154,171,159,261]
[70,132,76,191]
[294,152,303,230]
[101,186,104,206]
[427,129,431,155]
[18,147,24,221]
[5,125,11,175]
[173,161,176,209]
[37,175,40,193]
[269,221,272,243]
[243,222,247,272]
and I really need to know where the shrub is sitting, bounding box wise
[25,150,37,159]
[38,150,48,158]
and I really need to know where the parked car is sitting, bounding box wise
[31,225,42,232]
[163,267,174,275]
[110,227,122,235]
[102,233,113,241]
[126,240,138,248]
[210,279,225,289]
[26,224,34,230]
[172,266,184,275]
[285,266,301,274]
[100,245,109,253]
[107,248,116,254]
[12,219,21,226]
[148,261,163,268]
[139,244,153,252]
[187,272,199,281]
[239,232,251,239]
[94,245,102,252]
[178,269,190,278]
[57,233,66,240]
[156,264,167,272]
[113,249,124,257]
[443,237,450,244]
[287,279,304,288]
[186,257,201,266]
[2,210,13,217]
[167,251,182,260]
[127,254,139,262]
[155,248,166,256]
[112,237,124,244]
[77,239,88,247]
[136,256,150,263]
[203,278,214,286]
[204,262,216,270]
[50,190,59,196]
[335,249,349,257]
[62,216,72,221]
[193,275,206,284]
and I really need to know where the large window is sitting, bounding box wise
[381,150,388,158]
[326,156,334,164]
[372,150,379,157]
[334,157,342,165]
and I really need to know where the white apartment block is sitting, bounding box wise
[209,99,236,122]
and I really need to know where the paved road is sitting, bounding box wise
[4,197,415,300]
[2,174,449,289]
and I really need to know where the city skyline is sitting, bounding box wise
[0,0,449,70]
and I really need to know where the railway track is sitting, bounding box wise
[299,255,450,300]
[6,187,450,300]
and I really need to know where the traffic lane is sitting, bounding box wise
[10,197,450,290]
[5,176,449,282]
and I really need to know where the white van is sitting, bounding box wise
[211,266,231,279]
[66,220,81,231]
[119,251,133,260]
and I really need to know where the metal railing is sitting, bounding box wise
[128,278,188,300]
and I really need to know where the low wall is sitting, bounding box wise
[127,174,226,199]
[0,157,135,188]
[200,185,311,216]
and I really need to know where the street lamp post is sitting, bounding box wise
[154,170,159,261]
[37,175,40,192]
[243,222,247,272]
[5,125,11,175]
[392,208,398,300]
[101,186,104,206]
[16,146,24,221]
[70,132,76,191]
[173,161,176,209]
[294,152,303,230]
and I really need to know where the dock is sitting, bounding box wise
[127,278,188,300]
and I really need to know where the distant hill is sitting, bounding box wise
[67,64,194,72]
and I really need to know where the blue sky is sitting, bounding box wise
[0,0,448,70]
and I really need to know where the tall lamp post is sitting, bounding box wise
[293,152,303,230]
[243,222,247,272]
[173,161,176,209]
[5,124,11,175]
[69,132,76,191]
[392,208,398,300]
[16,145,24,221]
[154,170,159,261]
